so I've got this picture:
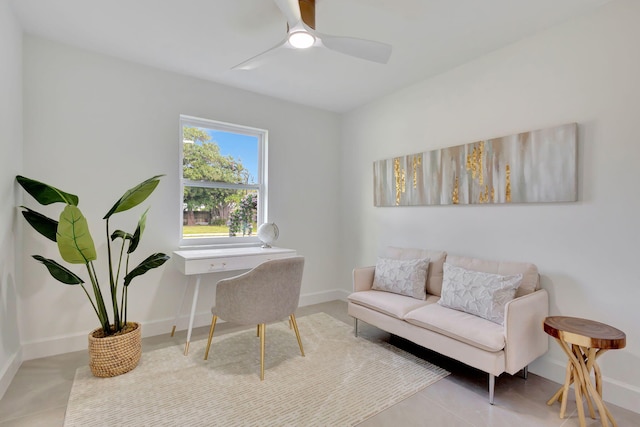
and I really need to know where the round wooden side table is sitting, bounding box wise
[543,316,626,427]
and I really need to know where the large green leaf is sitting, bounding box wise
[32,255,84,285]
[127,208,148,254]
[110,230,133,241]
[123,253,170,287]
[57,205,97,264]
[103,175,163,219]
[20,207,58,242]
[16,175,78,206]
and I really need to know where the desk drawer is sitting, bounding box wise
[183,252,294,275]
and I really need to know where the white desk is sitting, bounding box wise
[172,246,297,355]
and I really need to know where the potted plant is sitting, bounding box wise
[16,174,170,377]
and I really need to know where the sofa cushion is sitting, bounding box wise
[438,263,522,325]
[372,257,430,299]
[348,291,437,320]
[405,303,506,352]
[385,247,447,297]
[445,255,539,298]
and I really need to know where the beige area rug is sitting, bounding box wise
[64,312,449,427]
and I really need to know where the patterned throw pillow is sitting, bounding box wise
[438,263,523,324]
[372,257,430,300]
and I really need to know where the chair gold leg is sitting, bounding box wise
[204,315,218,360]
[259,323,266,380]
[257,324,260,337]
[290,314,305,357]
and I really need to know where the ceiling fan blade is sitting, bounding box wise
[316,32,392,64]
[232,39,289,70]
[273,0,302,27]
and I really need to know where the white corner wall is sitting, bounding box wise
[20,36,342,359]
[0,0,23,399]
[340,0,640,413]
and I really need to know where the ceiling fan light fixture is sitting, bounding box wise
[231,0,392,70]
[288,31,315,49]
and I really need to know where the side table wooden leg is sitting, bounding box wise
[602,403,618,427]
[573,365,587,427]
[578,346,596,420]
[557,338,587,427]
[560,364,573,418]
[560,361,576,418]
[547,360,572,408]
[549,338,576,419]
[590,349,608,396]
[589,349,617,426]
[579,361,610,427]
[592,361,617,426]
[594,360,603,395]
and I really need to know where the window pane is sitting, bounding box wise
[183,127,258,185]
[183,187,258,240]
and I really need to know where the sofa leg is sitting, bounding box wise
[354,318,359,337]
[489,374,495,405]
[521,365,528,380]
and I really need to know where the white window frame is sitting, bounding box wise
[179,115,268,248]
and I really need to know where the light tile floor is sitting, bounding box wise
[1,300,638,426]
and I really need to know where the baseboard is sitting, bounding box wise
[299,288,350,306]
[143,289,350,339]
[0,348,22,400]
[19,288,350,361]
[21,330,90,361]
[531,355,640,415]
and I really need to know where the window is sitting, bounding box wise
[179,115,267,246]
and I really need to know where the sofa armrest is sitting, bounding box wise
[503,289,549,375]
[353,266,375,292]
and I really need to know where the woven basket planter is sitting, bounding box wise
[88,322,142,378]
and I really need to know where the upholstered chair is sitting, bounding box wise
[203,256,305,380]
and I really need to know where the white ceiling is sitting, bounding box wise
[10,0,611,113]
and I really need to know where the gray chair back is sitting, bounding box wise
[214,256,305,325]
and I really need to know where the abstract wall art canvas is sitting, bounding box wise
[373,123,577,206]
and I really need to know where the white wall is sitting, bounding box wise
[20,36,342,359]
[340,0,640,413]
[0,0,23,399]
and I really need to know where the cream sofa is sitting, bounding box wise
[347,247,549,404]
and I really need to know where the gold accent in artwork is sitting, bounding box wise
[505,164,512,203]
[478,185,495,204]
[393,158,406,205]
[451,176,459,204]
[412,156,421,189]
[479,142,484,186]
[466,141,485,186]
[479,185,487,204]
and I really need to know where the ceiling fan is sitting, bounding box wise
[233,0,392,70]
